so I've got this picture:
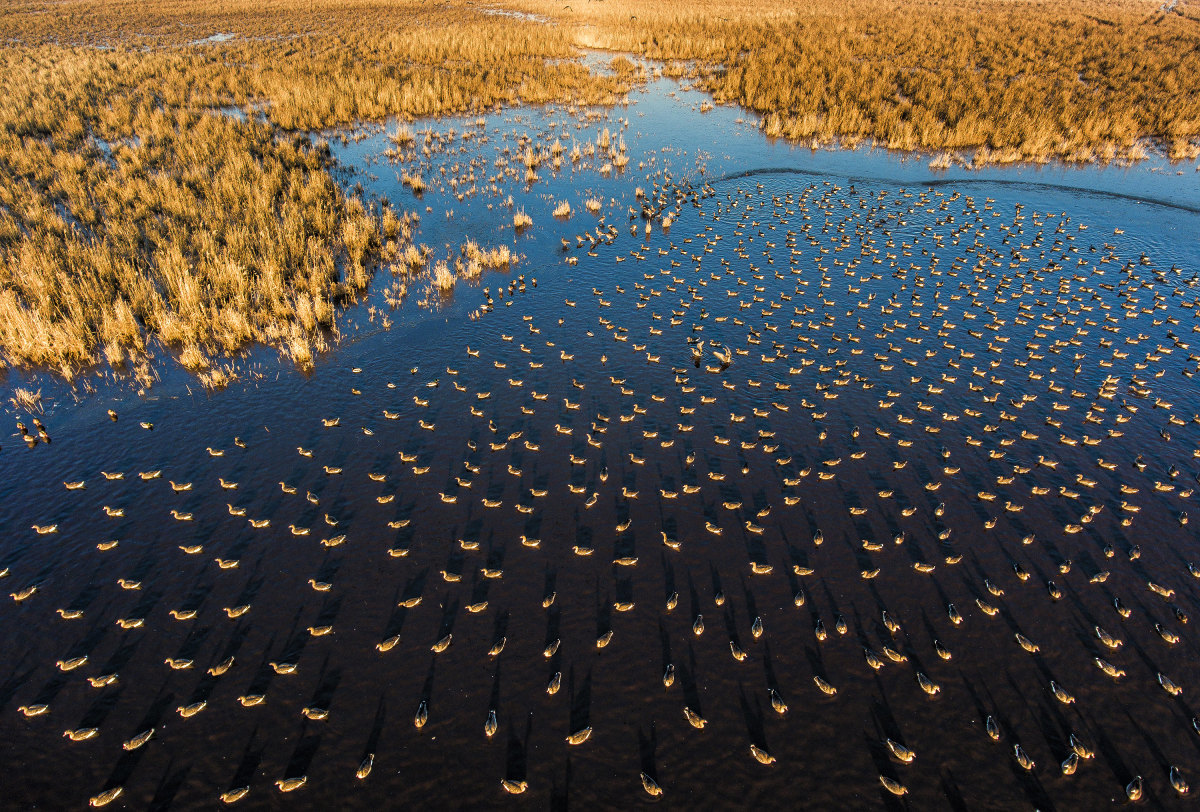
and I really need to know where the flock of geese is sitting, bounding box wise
[5,124,1200,807]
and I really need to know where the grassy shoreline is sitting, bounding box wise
[1,0,1196,383]
[0,0,632,383]
[519,0,1200,165]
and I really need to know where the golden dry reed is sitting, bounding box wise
[516,0,1200,163]
[0,0,630,378]
[3,0,1196,378]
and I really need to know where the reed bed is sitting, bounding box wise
[517,0,1200,164]
[0,0,631,379]
[4,0,1196,381]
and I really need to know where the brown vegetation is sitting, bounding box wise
[0,0,632,379]
[3,0,1196,381]
[517,0,1200,164]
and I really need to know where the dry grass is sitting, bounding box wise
[5,0,1196,380]
[516,0,1200,163]
[431,261,456,294]
[0,0,632,378]
[402,173,427,194]
[928,152,954,171]
[10,387,42,413]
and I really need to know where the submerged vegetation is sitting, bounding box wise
[1,0,1197,380]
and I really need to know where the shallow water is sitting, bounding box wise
[2,60,1200,810]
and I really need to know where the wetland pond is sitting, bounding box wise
[3,59,1200,809]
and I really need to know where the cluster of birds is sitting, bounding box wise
[5,146,1200,807]
[9,417,52,451]
[376,107,641,209]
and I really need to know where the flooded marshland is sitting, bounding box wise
[3,61,1200,809]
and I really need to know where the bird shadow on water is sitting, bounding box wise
[125,684,175,743]
[148,757,192,812]
[436,595,459,639]
[62,579,104,616]
[869,693,905,746]
[312,555,342,587]
[740,577,759,625]
[1086,708,1136,789]
[172,624,212,663]
[184,669,221,707]
[0,656,37,712]
[419,656,437,708]
[313,593,343,627]
[231,573,265,611]
[659,620,672,676]
[224,728,266,794]
[686,571,701,623]
[938,768,969,812]
[126,588,164,626]
[638,721,660,783]
[488,660,502,717]
[660,553,676,605]
[550,753,572,812]
[613,527,636,562]
[736,683,768,752]
[804,644,828,684]
[722,605,744,654]
[505,712,533,784]
[679,644,702,718]
[74,683,124,734]
[1123,707,1170,803]
[492,609,510,652]
[709,564,724,606]
[176,577,214,615]
[524,512,544,541]
[307,657,341,713]
[281,724,323,784]
[545,605,562,651]
[30,674,70,709]
[382,602,408,642]
[242,638,281,698]
[568,666,592,734]
[277,609,311,664]
[360,696,386,765]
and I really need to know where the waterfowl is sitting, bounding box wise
[814,676,837,695]
[1171,766,1189,795]
[89,787,124,807]
[1159,672,1183,695]
[886,739,915,763]
[1050,681,1075,704]
[276,777,307,793]
[641,773,663,797]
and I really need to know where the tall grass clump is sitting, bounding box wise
[0,0,635,379]
[515,0,1200,164]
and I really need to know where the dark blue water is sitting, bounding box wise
[1,62,1199,810]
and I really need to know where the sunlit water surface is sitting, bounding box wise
[2,60,1200,810]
